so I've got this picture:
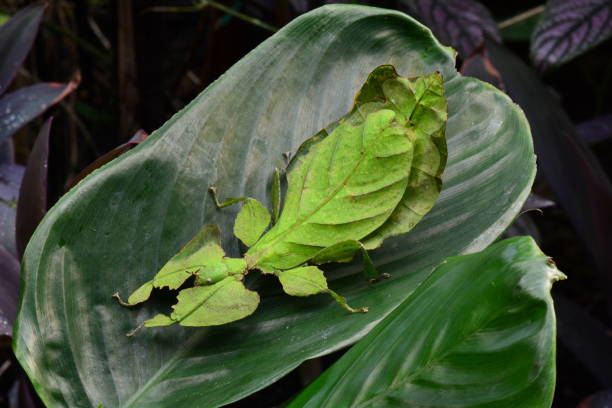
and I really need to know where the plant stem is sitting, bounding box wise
[143,1,278,33]
[498,6,545,29]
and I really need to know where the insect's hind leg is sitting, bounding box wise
[359,245,391,283]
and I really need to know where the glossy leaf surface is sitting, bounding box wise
[289,237,562,408]
[14,6,534,408]
[399,0,501,57]
[531,0,612,71]
[0,3,46,95]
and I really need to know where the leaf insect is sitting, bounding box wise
[114,65,448,335]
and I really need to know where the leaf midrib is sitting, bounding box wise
[353,266,545,407]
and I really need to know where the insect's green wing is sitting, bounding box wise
[245,105,415,272]
[362,70,448,249]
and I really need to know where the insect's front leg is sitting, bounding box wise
[208,186,250,209]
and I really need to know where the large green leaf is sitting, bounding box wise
[14,5,534,408]
[288,237,563,407]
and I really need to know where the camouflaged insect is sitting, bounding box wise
[114,65,448,335]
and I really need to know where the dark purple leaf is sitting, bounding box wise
[0,75,79,143]
[18,372,45,408]
[579,390,612,408]
[554,294,612,388]
[463,41,612,307]
[0,245,19,344]
[501,214,542,243]
[0,164,24,256]
[0,139,15,164]
[398,0,501,57]
[15,117,52,260]
[129,128,148,143]
[0,3,47,96]
[523,192,556,211]
[67,129,148,190]
[460,44,506,89]
[289,0,310,14]
[0,165,23,205]
[532,0,612,72]
[502,193,556,244]
[577,113,612,145]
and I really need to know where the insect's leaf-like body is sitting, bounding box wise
[246,107,414,272]
[117,65,448,328]
[362,70,447,248]
[246,66,447,271]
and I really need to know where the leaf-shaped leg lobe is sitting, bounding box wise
[234,198,271,247]
[277,266,368,313]
[112,281,153,306]
[170,276,260,327]
[247,108,415,270]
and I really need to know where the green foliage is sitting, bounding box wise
[13,6,540,407]
[289,237,563,407]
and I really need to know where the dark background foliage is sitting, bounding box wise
[0,0,611,407]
